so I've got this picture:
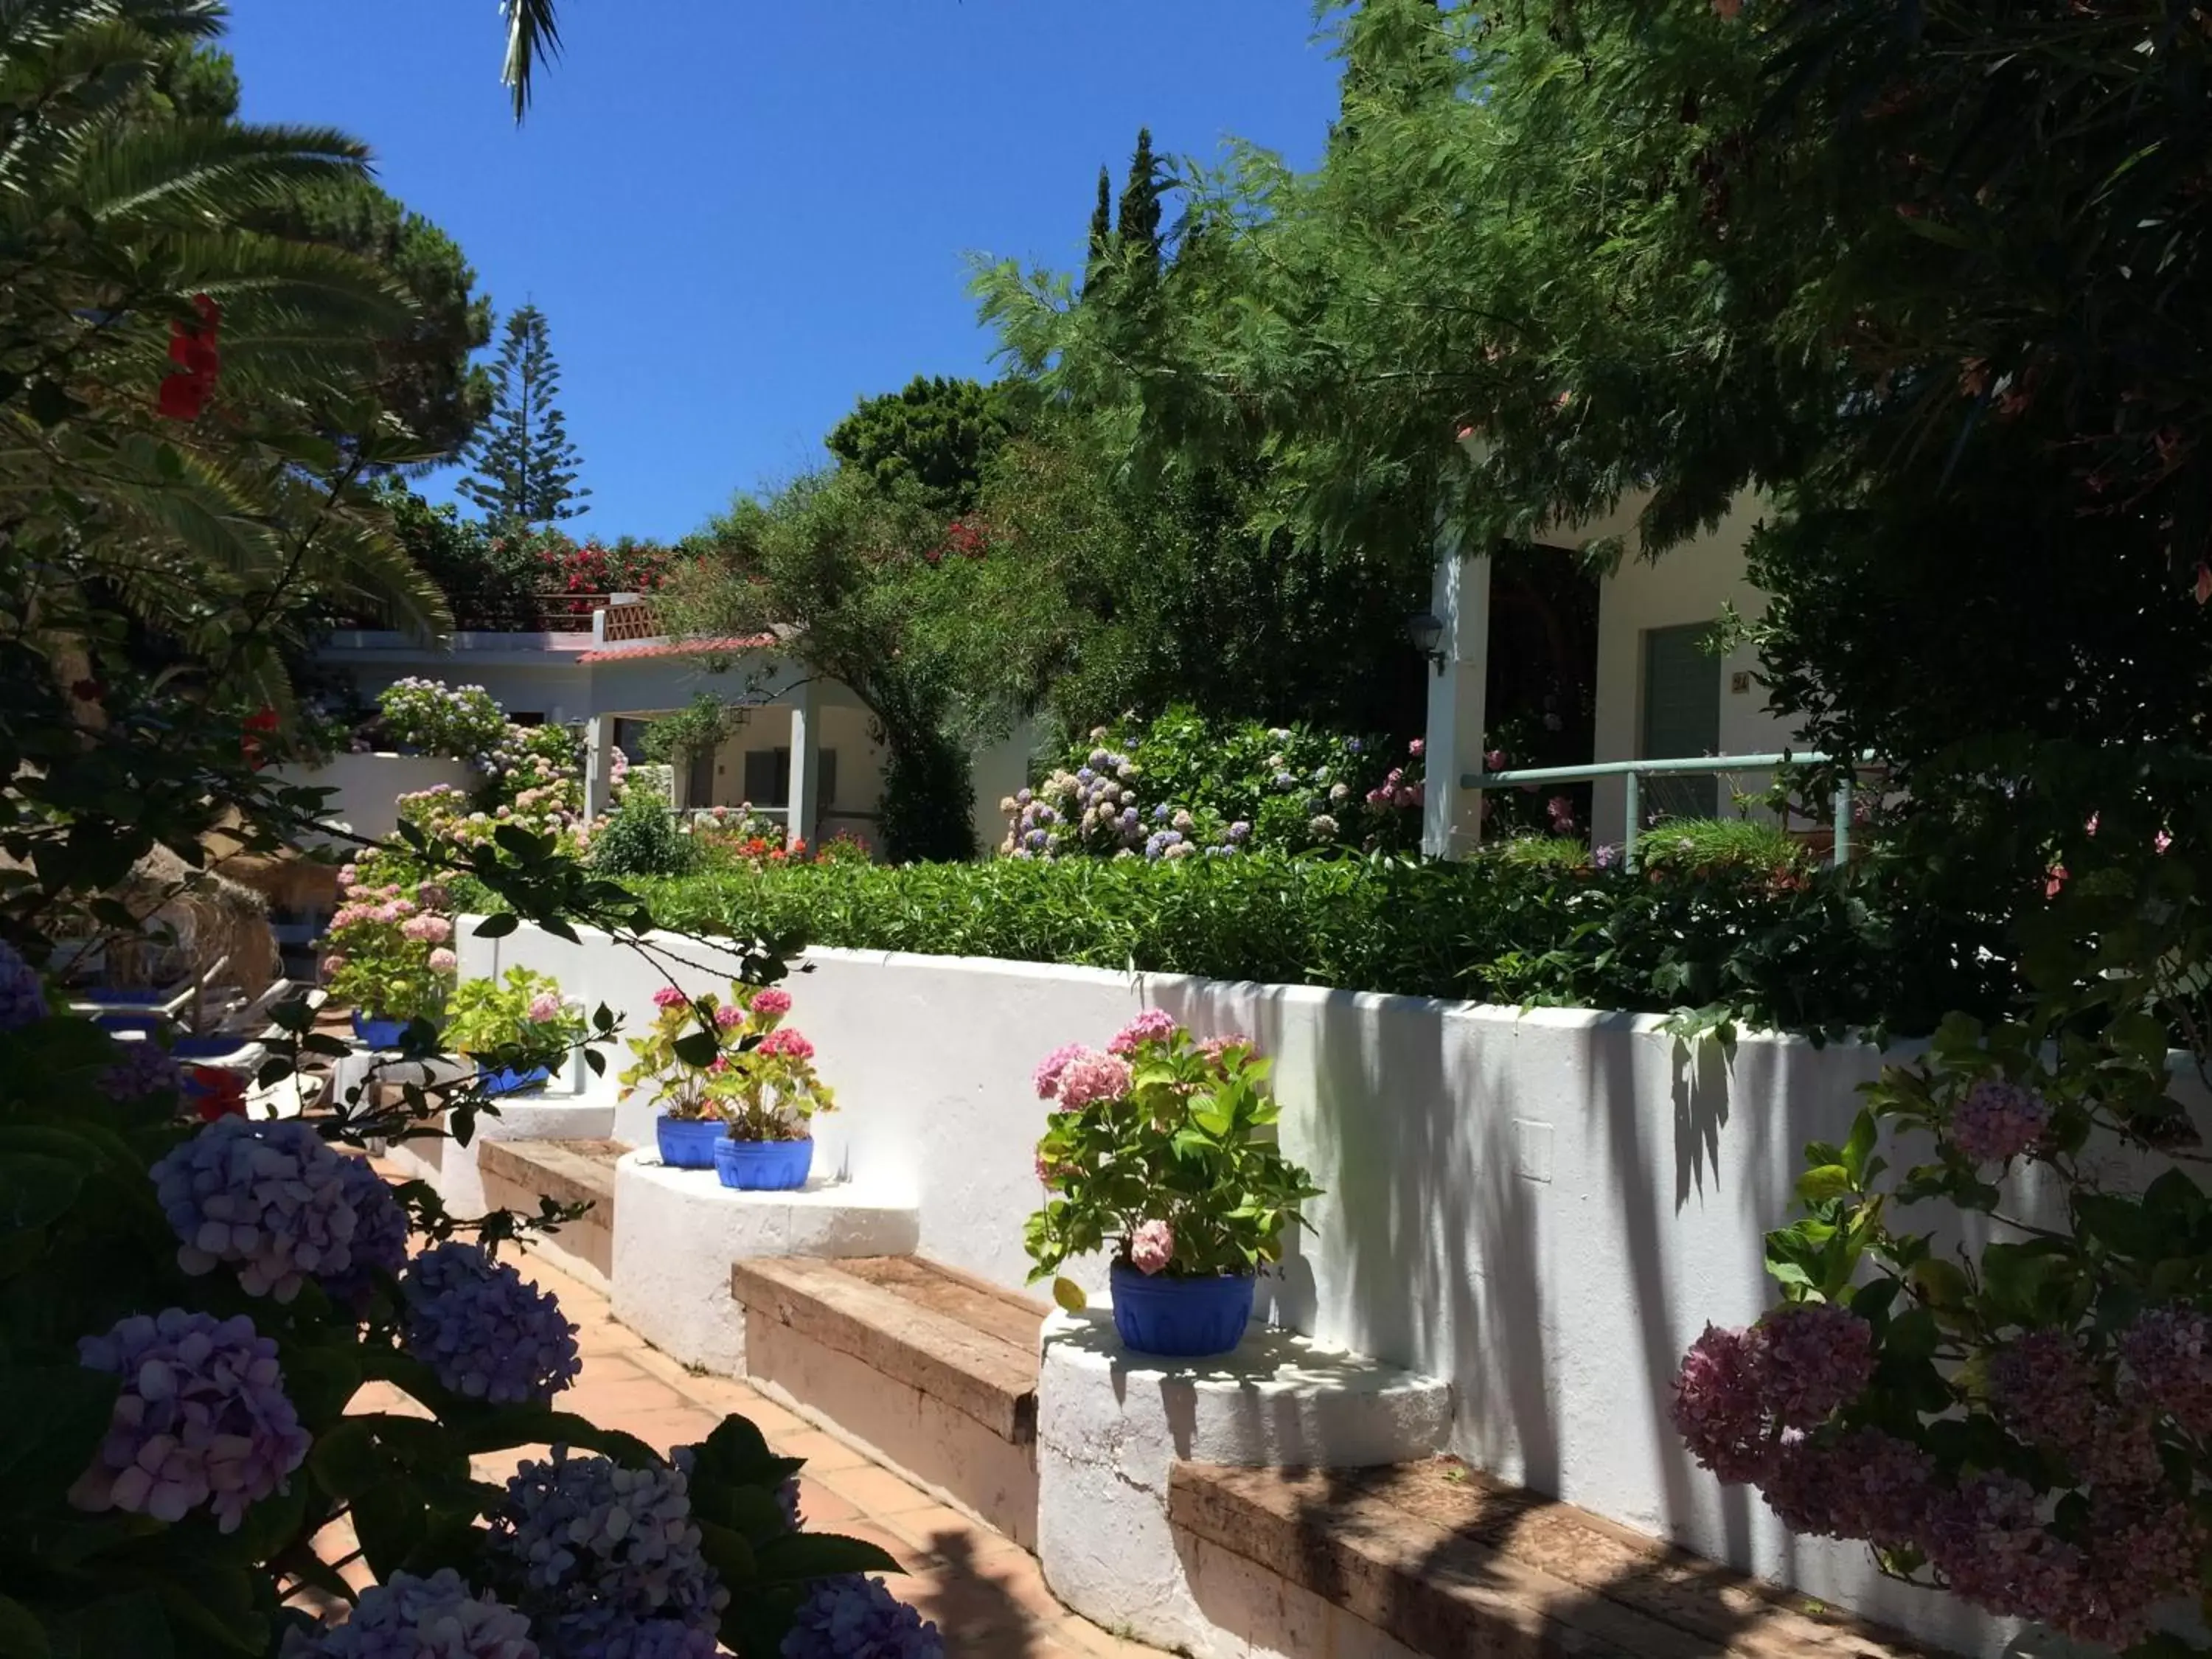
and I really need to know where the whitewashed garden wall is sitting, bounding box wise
[457,919,2158,1656]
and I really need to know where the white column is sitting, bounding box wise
[787,682,819,850]
[582,714,616,821]
[1421,539,1492,860]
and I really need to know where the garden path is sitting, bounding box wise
[333,1212,1169,1658]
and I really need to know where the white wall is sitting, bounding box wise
[1587,493,1805,846]
[272,752,478,844]
[462,920,2194,1655]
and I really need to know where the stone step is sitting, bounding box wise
[477,1138,627,1287]
[1167,1459,1943,1659]
[729,1253,1049,1548]
[730,1255,1046,1443]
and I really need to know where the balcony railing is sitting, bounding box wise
[444,591,664,634]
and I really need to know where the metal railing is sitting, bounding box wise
[1458,751,1871,869]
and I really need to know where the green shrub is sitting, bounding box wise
[587,794,697,877]
[1637,816,1805,877]
[609,849,2008,1041]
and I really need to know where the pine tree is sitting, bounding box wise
[1082,166,1113,297]
[1115,128,1164,283]
[456,304,589,526]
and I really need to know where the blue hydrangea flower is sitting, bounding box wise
[0,940,47,1031]
[1272,771,1297,791]
[403,1242,580,1404]
[321,1155,411,1312]
[99,1037,185,1102]
[487,1447,726,1653]
[279,1568,538,1658]
[780,1576,942,1659]
[151,1118,364,1301]
[1228,821,1252,844]
[1344,737,1363,754]
[71,1309,307,1534]
[1152,804,1171,822]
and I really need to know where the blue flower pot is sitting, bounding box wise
[714,1136,813,1192]
[1110,1262,1256,1359]
[476,1060,552,1098]
[655,1116,723,1169]
[352,1012,408,1049]
[93,1009,170,1036]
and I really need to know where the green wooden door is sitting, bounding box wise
[1641,625,1720,819]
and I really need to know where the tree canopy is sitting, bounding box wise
[825,376,1015,517]
[457,304,590,528]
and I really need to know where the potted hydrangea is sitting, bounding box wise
[321,855,457,1048]
[444,967,585,1096]
[619,981,834,1183]
[1026,1012,1322,1357]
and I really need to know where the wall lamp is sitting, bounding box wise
[1405,611,1447,675]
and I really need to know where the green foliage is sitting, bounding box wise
[616,974,828,1136]
[587,791,697,879]
[611,849,2006,1043]
[377,678,507,761]
[665,467,1062,863]
[1635,818,1806,880]
[456,303,588,527]
[640,692,748,767]
[1027,1022,1321,1281]
[443,967,585,1071]
[826,375,1015,516]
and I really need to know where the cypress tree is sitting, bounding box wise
[1082,166,1113,296]
[1115,128,1164,282]
[456,304,589,526]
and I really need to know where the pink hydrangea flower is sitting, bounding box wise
[428,948,458,974]
[1989,1327,2160,1484]
[1758,1301,1875,1427]
[1671,1324,1775,1483]
[1196,1033,1254,1062]
[320,954,346,977]
[1056,1051,1131,1111]
[414,883,451,910]
[1108,1009,1178,1055]
[1032,1043,1087,1101]
[1408,738,1425,757]
[2122,1304,2212,1435]
[714,1004,746,1030]
[526,992,562,1023]
[757,1028,815,1060]
[651,986,689,1012]
[1758,1427,1933,1548]
[1949,1079,2050,1165]
[751,987,793,1018]
[1129,1220,1175,1276]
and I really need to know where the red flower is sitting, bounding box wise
[189,1067,248,1121]
[243,706,279,734]
[156,294,222,422]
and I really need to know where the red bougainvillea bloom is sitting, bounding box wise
[158,295,222,420]
[243,707,279,734]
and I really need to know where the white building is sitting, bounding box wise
[317,595,1029,857]
[1423,492,1815,857]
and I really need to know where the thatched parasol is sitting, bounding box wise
[90,844,278,995]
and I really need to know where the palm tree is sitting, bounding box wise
[502,0,561,119]
[1,0,451,706]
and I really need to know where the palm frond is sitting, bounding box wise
[501,0,560,122]
[61,116,372,226]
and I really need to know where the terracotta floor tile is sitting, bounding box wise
[773,1427,872,1472]
[814,1461,942,1517]
[608,1405,723,1450]
[879,1500,1029,1565]
[790,1476,860,1527]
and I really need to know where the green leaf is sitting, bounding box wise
[0,1154,84,1229]
[1051,1276,1088,1313]
[53,1592,169,1658]
[473,913,520,939]
[307,1418,385,1499]
[1796,1164,1853,1205]
[1842,1109,1879,1180]
[0,1365,119,1498]
[348,1478,430,1579]
[751,1528,903,1585]
[0,1593,50,1658]
[672,1031,720,1069]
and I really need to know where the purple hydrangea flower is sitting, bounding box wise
[99,1037,186,1102]
[1921,1472,2086,1630]
[403,1242,581,1404]
[151,1118,363,1301]
[70,1309,308,1533]
[487,1448,727,1651]
[1757,1427,1933,1548]
[279,1568,538,1658]
[1272,771,1297,791]
[1990,1327,2161,1486]
[1152,804,1171,823]
[780,1576,942,1659]
[0,940,47,1030]
[1757,1301,1875,1427]
[2121,1304,2212,1435]
[1949,1079,2051,1165]
[1228,821,1251,844]
[321,1155,412,1312]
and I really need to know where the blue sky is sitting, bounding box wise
[223,2,1344,542]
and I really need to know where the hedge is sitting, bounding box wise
[599,852,2011,1043]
